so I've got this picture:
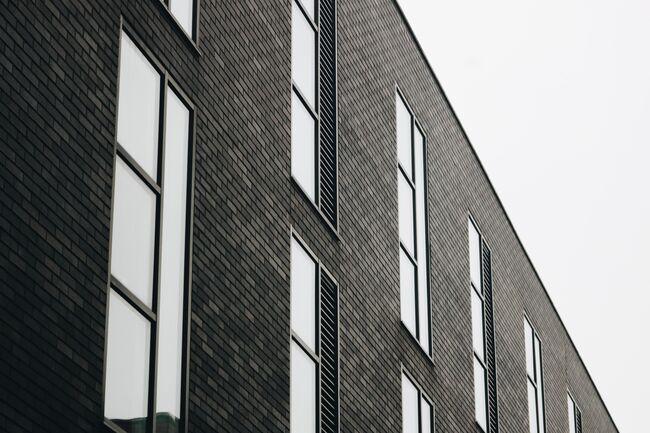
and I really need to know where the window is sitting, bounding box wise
[568,393,582,433]
[525,317,546,433]
[105,30,193,433]
[291,0,318,201]
[291,0,339,227]
[402,372,434,433]
[396,92,431,355]
[468,218,487,431]
[163,0,196,40]
[290,234,340,433]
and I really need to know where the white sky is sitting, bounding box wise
[397,0,650,431]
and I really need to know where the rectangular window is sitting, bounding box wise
[291,0,338,227]
[397,92,431,355]
[568,393,582,433]
[291,0,318,202]
[468,218,487,431]
[105,30,193,433]
[525,317,546,433]
[402,373,434,433]
[290,234,340,433]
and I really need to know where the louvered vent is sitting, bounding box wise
[576,407,583,433]
[319,0,337,227]
[320,271,339,433]
[482,242,499,433]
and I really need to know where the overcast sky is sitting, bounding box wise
[397,0,650,430]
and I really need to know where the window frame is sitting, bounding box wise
[103,21,196,433]
[291,0,321,205]
[401,367,436,433]
[468,215,488,431]
[396,87,432,357]
[524,315,546,433]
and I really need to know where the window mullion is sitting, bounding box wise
[110,277,156,322]
[400,242,418,267]
[294,0,319,31]
[149,73,168,433]
[398,164,416,190]
[292,83,319,120]
[116,146,162,195]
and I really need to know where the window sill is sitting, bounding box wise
[400,321,435,366]
[154,0,202,57]
[291,176,340,240]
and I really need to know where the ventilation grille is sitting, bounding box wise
[319,0,337,227]
[482,242,499,433]
[320,271,339,433]
[576,407,582,433]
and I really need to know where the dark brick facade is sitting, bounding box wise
[0,1,618,432]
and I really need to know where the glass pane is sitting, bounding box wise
[473,357,487,431]
[292,1,316,108]
[291,237,317,351]
[105,290,151,433]
[416,265,430,353]
[468,218,481,292]
[398,173,415,255]
[297,0,315,21]
[414,127,427,252]
[524,319,534,379]
[472,290,485,361]
[414,126,430,353]
[291,342,316,433]
[117,32,161,179]
[396,94,412,178]
[528,379,538,433]
[291,92,316,201]
[568,395,576,433]
[420,397,432,433]
[170,0,193,36]
[401,374,418,433]
[110,158,157,307]
[534,336,542,384]
[400,249,416,336]
[155,89,190,432]
[535,337,545,433]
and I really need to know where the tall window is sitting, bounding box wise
[290,234,339,433]
[525,317,546,433]
[396,92,431,355]
[468,218,487,431]
[291,0,339,227]
[104,30,193,433]
[291,0,318,202]
[402,372,434,433]
[568,393,582,433]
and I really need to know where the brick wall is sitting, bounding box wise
[0,0,618,432]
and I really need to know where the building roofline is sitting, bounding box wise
[389,1,620,430]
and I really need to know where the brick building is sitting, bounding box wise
[0,1,619,433]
